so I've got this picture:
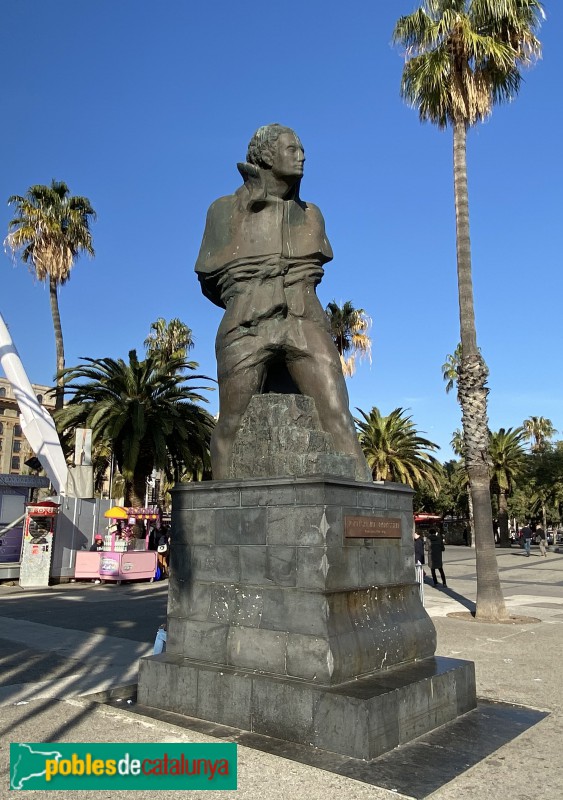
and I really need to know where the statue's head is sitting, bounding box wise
[246,124,305,179]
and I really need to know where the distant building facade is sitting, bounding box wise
[0,377,55,475]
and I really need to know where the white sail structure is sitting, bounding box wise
[0,312,68,494]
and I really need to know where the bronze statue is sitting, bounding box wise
[195,124,370,481]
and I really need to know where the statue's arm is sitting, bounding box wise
[194,196,234,308]
[305,202,333,263]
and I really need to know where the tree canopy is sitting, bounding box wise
[325,300,372,377]
[55,350,214,506]
[5,179,96,409]
[355,406,441,492]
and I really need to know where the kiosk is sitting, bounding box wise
[19,500,60,588]
[74,505,158,584]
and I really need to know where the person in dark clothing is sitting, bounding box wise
[521,524,533,557]
[89,534,103,552]
[426,528,447,587]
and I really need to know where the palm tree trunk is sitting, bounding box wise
[498,489,511,547]
[467,485,475,548]
[453,120,507,621]
[49,277,65,411]
[126,477,146,508]
[127,456,154,507]
[542,502,547,534]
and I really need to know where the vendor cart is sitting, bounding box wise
[74,505,158,584]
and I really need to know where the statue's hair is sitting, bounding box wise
[246,124,301,167]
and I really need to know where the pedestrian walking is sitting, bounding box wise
[536,525,548,557]
[425,528,447,587]
[521,524,533,557]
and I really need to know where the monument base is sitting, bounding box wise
[138,654,475,761]
[137,473,476,760]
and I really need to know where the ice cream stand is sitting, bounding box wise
[74,505,158,584]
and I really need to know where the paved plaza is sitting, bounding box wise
[1,544,561,798]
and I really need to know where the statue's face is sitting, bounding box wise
[269,132,305,179]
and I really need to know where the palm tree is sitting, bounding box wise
[325,301,372,377]
[5,180,96,410]
[524,434,563,530]
[144,317,194,369]
[489,427,527,547]
[442,343,462,394]
[522,416,556,453]
[355,406,441,492]
[54,350,214,506]
[451,427,475,545]
[393,1,544,621]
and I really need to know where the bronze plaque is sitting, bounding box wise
[345,516,402,539]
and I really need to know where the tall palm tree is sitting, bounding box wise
[5,180,96,410]
[442,343,462,394]
[522,416,556,453]
[393,1,544,621]
[451,427,475,545]
[355,406,441,492]
[144,317,194,369]
[325,301,372,377]
[54,350,214,506]
[489,427,527,547]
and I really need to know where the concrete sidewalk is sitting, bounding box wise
[1,546,562,798]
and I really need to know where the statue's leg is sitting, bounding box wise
[287,321,371,482]
[212,324,266,479]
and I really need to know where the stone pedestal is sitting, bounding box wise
[138,475,476,758]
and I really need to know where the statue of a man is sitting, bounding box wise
[195,124,370,481]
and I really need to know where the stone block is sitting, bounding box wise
[455,659,477,715]
[295,546,332,591]
[179,620,230,663]
[357,487,388,509]
[323,546,362,590]
[168,577,211,620]
[313,691,370,759]
[387,490,413,511]
[264,546,297,586]
[215,507,267,544]
[173,659,199,717]
[208,583,237,623]
[397,670,457,744]
[192,488,241,509]
[233,587,264,627]
[251,678,315,743]
[165,616,186,654]
[227,626,287,673]
[286,634,334,682]
[168,544,192,582]
[267,505,341,547]
[241,485,296,507]
[191,544,240,582]
[182,509,216,545]
[260,588,328,636]
[366,690,400,757]
[239,545,268,584]
[197,669,252,730]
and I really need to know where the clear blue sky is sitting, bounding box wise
[1,1,561,461]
